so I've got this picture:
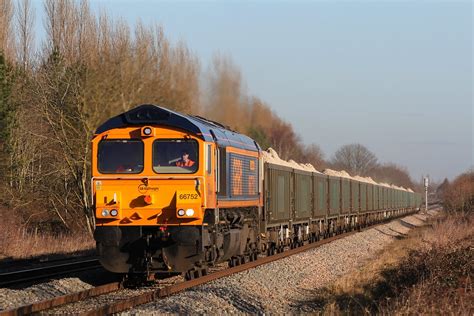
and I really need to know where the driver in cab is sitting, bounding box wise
[176,150,195,167]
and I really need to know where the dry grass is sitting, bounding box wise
[0,209,95,260]
[384,212,473,315]
[309,211,473,315]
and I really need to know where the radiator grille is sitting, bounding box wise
[228,153,259,198]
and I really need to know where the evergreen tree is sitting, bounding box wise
[0,51,14,187]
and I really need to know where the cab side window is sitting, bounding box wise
[206,144,212,174]
[217,147,227,196]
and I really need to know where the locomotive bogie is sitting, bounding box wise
[95,225,210,274]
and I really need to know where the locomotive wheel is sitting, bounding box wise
[228,257,236,267]
[185,266,208,280]
[184,271,192,280]
[232,257,239,266]
[267,246,275,256]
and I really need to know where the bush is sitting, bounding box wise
[443,170,474,212]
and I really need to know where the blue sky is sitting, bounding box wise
[33,0,473,181]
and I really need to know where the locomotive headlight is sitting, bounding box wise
[177,209,185,216]
[141,126,154,137]
[110,209,118,216]
[185,208,195,216]
[101,209,109,217]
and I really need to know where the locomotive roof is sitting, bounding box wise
[95,104,260,152]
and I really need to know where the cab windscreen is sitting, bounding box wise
[98,139,144,174]
[153,139,198,174]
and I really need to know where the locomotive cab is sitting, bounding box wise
[92,104,261,278]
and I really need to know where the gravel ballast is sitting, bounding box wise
[128,212,435,314]
[0,278,93,311]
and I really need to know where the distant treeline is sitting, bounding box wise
[437,171,474,213]
[0,0,424,234]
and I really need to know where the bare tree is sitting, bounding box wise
[444,169,474,212]
[0,0,14,58]
[30,56,96,234]
[331,143,378,176]
[302,143,326,171]
[206,54,249,131]
[269,119,303,161]
[168,41,200,113]
[249,97,273,132]
[44,0,78,61]
[15,0,35,70]
[369,162,414,189]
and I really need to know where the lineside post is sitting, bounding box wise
[424,176,429,213]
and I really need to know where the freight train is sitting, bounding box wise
[92,104,422,280]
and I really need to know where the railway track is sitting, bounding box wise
[0,211,425,316]
[0,258,102,288]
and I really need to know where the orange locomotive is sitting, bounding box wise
[92,104,263,279]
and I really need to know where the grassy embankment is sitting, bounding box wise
[0,209,94,260]
[311,210,473,315]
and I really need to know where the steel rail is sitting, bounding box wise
[0,282,121,316]
[0,258,102,287]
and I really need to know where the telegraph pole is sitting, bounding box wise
[424,176,429,213]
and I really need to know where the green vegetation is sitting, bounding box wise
[0,52,14,178]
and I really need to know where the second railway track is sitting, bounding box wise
[0,258,102,288]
